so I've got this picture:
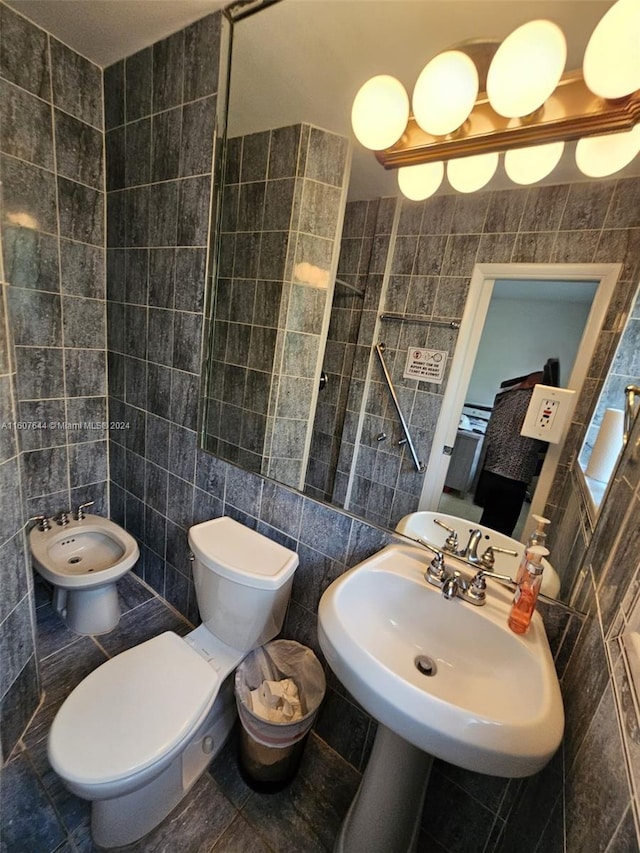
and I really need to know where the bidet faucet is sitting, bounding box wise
[29,514,51,532]
[74,501,94,521]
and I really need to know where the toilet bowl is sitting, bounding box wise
[47,516,299,848]
[29,513,140,634]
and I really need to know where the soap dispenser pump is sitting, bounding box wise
[527,515,550,549]
[508,545,549,635]
[515,515,551,586]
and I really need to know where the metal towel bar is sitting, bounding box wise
[380,313,460,330]
[374,343,425,473]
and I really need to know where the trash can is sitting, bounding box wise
[234,640,326,791]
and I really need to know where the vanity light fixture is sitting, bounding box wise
[351,0,640,200]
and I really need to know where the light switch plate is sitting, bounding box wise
[520,385,577,444]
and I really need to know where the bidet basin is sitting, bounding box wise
[318,543,564,778]
[30,514,140,635]
[396,511,561,598]
[30,515,139,587]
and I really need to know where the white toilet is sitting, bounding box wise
[47,516,299,848]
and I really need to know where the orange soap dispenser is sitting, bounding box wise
[508,545,549,635]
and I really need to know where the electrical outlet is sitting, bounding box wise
[537,398,560,431]
[521,385,577,444]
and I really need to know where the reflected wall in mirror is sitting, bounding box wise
[200,0,640,606]
[578,280,640,510]
[203,122,350,490]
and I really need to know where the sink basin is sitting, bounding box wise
[396,510,561,598]
[318,543,563,778]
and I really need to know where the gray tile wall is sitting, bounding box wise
[0,3,108,521]
[1,5,637,851]
[262,125,349,490]
[347,179,640,530]
[580,284,640,467]
[206,128,288,474]
[502,413,640,851]
[0,0,109,759]
[0,256,39,761]
[332,197,398,507]
[206,123,349,490]
[305,199,378,501]
[104,13,221,619]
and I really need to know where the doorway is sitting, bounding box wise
[419,262,622,542]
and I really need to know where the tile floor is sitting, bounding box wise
[2,574,362,852]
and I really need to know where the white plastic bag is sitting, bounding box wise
[235,640,326,748]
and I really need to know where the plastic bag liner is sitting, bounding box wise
[234,640,326,749]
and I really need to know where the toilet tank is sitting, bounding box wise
[188,517,299,653]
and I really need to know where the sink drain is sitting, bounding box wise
[415,655,437,677]
[68,556,82,564]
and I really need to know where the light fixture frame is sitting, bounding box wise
[376,71,640,169]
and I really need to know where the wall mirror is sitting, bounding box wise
[576,278,640,516]
[200,0,640,606]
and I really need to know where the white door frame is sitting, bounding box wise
[418,262,622,541]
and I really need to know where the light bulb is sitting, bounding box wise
[583,0,640,99]
[576,125,640,177]
[487,20,566,118]
[504,141,565,185]
[447,152,499,193]
[412,51,479,136]
[351,75,410,150]
[397,162,444,201]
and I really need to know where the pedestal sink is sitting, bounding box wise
[317,543,564,853]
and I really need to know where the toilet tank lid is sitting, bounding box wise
[188,517,299,589]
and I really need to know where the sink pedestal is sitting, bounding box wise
[334,725,433,853]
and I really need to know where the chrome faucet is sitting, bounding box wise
[432,520,491,565]
[441,571,469,600]
[73,501,94,521]
[458,528,483,563]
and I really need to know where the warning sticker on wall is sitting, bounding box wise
[403,347,448,384]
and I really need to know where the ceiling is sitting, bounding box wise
[5,0,226,66]
[8,0,639,199]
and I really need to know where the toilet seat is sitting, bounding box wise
[48,632,219,787]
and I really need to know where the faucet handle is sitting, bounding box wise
[73,501,94,521]
[468,569,517,603]
[480,545,518,570]
[29,515,51,532]
[425,552,446,585]
[433,518,459,551]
